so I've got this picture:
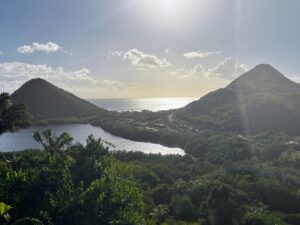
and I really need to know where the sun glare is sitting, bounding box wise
[141,0,180,18]
[137,0,209,28]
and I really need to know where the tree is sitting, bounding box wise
[1,131,145,225]
[0,93,31,224]
[33,129,73,153]
[0,93,31,135]
[170,195,198,221]
[207,184,248,225]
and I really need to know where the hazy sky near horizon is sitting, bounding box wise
[0,0,299,98]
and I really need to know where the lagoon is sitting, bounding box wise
[0,124,185,155]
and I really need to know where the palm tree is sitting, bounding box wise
[33,129,73,152]
[0,93,31,135]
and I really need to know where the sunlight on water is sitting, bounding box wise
[89,97,198,112]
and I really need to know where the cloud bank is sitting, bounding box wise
[175,58,248,80]
[207,58,249,79]
[17,42,61,54]
[0,62,144,97]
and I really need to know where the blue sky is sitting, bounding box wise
[0,0,299,98]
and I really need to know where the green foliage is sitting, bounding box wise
[0,202,12,216]
[242,204,290,225]
[207,184,248,225]
[11,217,44,225]
[0,131,144,225]
[112,134,300,224]
[0,92,31,135]
[152,184,172,204]
[2,128,300,224]
[0,202,12,221]
[33,129,73,152]
[170,195,198,221]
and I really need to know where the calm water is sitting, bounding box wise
[89,97,198,112]
[0,98,196,154]
[0,124,185,155]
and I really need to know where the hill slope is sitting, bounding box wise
[11,78,106,121]
[178,64,300,135]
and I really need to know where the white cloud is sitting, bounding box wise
[188,64,206,78]
[207,58,248,80]
[171,58,248,80]
[183,51,220,59]
[108,49,172,69]
[175,64,206,79]
[0,62,93,84]
[0,51,3,55]
[17,46,34,54]
[17,42,61,54]
[0,62,145,97]
[123,49,172,69]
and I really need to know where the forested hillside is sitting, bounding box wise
[11,79,107,121]
[178,64,300,135]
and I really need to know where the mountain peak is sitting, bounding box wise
[11,78,105,121]
[250,63,283,76]
[253,63,275,70]
[17,78,56,90]
[27,78,48,83]
[227,64,298,91]
[182,63,300,135]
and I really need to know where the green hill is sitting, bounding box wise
[177,64,300,135]
[11,78,107,121]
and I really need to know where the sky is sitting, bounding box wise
[0,0,299,98]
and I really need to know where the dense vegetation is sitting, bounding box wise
[112,132,300,225]
[1,131,145,225]
[1,131,300,225]
[0,92,31,135]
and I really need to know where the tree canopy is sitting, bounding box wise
[0,92,31,135]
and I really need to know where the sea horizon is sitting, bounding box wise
[88,97,199,112]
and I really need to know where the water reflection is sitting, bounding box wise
[0,124,185,155]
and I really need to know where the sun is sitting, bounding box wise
[139,0,182,23]
[141,0,180,15]
[136,0,210,28]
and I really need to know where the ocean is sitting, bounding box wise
[89,97,198,112]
